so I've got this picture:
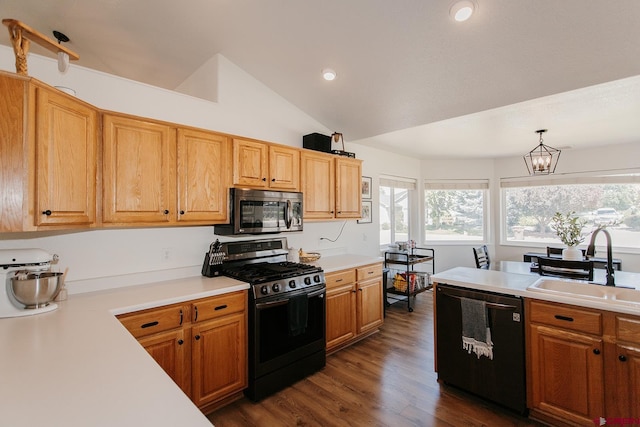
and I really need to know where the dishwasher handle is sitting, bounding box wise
[437,287,519,311]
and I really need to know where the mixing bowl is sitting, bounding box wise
[11,272,63,308]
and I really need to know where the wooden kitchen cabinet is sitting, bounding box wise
[527,300,605,425]
[335,156,362,219]
[325,263,383,353]
[117,290,248,412]
[103,113,231,226]
[606,313,640,418]
[232,138,300,190]
[301,150,361,220]
[0,72,98,231]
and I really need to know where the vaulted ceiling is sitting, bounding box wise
[2,0,640,159]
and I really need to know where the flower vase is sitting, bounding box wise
[562,246,582,261]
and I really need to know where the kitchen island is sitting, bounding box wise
[432,263,640,425]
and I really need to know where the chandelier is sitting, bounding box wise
[523,129,561,175]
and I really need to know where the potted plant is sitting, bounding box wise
[550,211,586,260]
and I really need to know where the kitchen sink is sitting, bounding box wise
[527,278,640,306]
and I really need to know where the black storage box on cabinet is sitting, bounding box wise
[303,133,331,153]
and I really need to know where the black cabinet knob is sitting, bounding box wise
[177,339,184,345]
[163,209,169,214]
[593,348,601,355]
[619,355,627,362]
[262,177,267,181]
[42,210,52,216]
[195,335,201,341]
[179,210,185,215]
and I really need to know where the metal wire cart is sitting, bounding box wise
[384,247,434,312]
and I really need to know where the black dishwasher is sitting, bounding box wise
[435,283,527,414]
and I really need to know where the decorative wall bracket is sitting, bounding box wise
[2,19,79,75]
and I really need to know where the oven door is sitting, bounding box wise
[251,286,326,378]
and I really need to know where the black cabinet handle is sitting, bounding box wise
[214,304,228,311]
[141,321,159,329]
[42,210,52,216]
[195,335,201,340]
[179,309,183,326]
[554,314,574,322]
[593,348,601,355]
[163,209,169,215]
[619,355,627,362]
[194,306,198,322]
[177,339,184,345]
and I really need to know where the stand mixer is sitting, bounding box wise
[1,248,60,318]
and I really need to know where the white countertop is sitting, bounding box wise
[0,274,249,427]
[310,254,383,273]
[432,263,640,316]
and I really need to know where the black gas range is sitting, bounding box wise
[217,238,326,401]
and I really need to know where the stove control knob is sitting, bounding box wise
[304,277,312,285]
[260,285,270,295]
[313,275,321,283]
[289,280,297,289]
[272,283,281,293]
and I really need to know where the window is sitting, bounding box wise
[424,180,489,242]
[379,176,416,246]
[501,172,640,251]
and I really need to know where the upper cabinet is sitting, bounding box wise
[301,150,362,220]
[233,138,300,190]
[102,113,231,226]
[0,72,98,232]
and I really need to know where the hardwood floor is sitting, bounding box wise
[207,291,544,427]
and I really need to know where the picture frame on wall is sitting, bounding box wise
[361,176,372,199]
[358,200,372,224]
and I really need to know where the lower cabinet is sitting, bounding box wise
[117,290,247,412]
[527,299,640,425]
[325,263,383,353]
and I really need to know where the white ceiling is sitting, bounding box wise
[2,0,640,159]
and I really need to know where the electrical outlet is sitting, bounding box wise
[161,247,172,262]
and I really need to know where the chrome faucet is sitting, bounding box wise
[586,226,615,286]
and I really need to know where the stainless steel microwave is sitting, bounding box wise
[214,188,303,235]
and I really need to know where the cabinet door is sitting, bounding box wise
[269,145,299,190]
[357,277,383,335]
[232,138,268,188]
[191,312,247,407]
[326,283,357,351]
[177,129,230,223]
[611,344,640,417]
[138,328,190,396]
[335,157,362,219]
[301,151,335,220]
[103,114,176,224]
[529,324,604,424]
[35,86,97,226]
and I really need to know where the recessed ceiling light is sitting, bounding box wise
[322,68,336,81]
[450,0,476,22]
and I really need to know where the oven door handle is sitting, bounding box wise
[255,288,325,309]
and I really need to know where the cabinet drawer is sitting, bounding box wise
[356,263,383,281]
[118,304,186,339]
[192,291,247,323]
[326,269,356,289]
[615,314,640,344]
[529,300,602,335]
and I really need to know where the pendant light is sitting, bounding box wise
[523,129,561,175]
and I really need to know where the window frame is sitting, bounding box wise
[379,175,416,248]
[423,179,490,245]
[499,169,640,254]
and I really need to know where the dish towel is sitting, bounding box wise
[288,293,308,337]
[460,297,494,360]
